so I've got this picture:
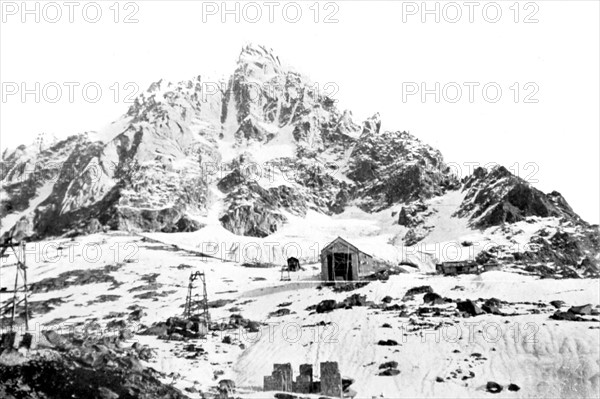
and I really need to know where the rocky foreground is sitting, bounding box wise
[0,336,186,399]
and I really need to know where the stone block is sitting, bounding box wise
[320,361,342,397]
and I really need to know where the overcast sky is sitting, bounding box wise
[1,1,598,223]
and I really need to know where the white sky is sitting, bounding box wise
[1,1,598,223]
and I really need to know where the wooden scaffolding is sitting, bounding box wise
[183,271,210,331]
[0,240,30,332]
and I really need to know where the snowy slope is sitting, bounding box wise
[1,233,598,398]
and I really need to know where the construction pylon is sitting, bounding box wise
[183,271,210,331]
[0,240,29,332]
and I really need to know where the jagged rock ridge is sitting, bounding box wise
[0,44,595,250]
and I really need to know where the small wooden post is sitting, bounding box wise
[22,242,29,331]
[10,247,19,332]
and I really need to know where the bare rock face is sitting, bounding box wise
[403,226,433,246]
[1,44,595,245]
[512,227,600,275]
[218,179,304,237]
[1,134,85,234]
[0,215,34,243]
[348,129,459,211]
[220,203,287,238]
[456,166,582,228]
[3,73,216,237]
[397,201,430,227]
[397,207,411,226]
[113,207,204,233]
[451,165,599,277]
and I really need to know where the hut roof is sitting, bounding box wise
[322,236,374,258]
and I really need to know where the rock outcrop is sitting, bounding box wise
[456,166,583,228]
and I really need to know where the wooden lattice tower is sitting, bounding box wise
[0,240,29,332]
[183,271,210,330]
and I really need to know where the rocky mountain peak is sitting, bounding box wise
[238,43,281,67]
[0,45,594,244]
[236,43,283,78]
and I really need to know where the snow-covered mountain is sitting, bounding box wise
[1,44,600,399]
[1,43,598,274]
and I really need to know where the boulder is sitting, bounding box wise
[569,304,592,315]
[486,381,503,394]
[42,330,72,350]
[341,294,367,308]
[423,292,444,305]
[269,308,292,317]
[550,311,584,321]
[128,308,146,321]
[404,286,433,298]
[456,300,484,316]
[508,383,521,392]
[550,300,566,309]
[397,207,412,226]
[379,361,399,369]
[316,300,338,314]
[377,339,398,346]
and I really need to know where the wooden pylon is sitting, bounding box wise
[1,240,29,332]
[183,271,210,331]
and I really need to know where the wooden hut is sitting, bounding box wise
[320,237,376,282]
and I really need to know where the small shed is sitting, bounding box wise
[287,257,300,272]
[320,237,375,282]
[436,261,481,275]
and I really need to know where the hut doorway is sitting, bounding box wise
[327,253,353,281]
